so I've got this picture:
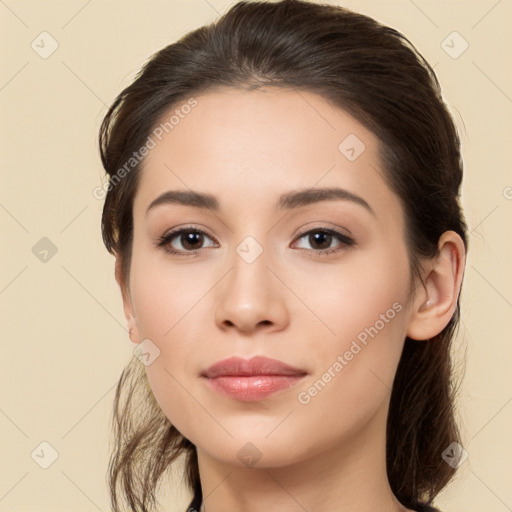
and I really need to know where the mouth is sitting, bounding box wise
[201,356,308,402]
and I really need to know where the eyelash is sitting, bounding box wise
[156,225,355,257]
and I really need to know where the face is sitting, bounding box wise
[122,87,417,468]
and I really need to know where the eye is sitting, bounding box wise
[292,227,355,255]
[156,225,355,257]
[156,227,217,255]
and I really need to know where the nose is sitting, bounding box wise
[214,247,290,334]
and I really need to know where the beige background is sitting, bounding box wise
[1,0,511,511]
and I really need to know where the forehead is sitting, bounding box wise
[134,87,397,218]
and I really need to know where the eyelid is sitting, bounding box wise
[156,223,355,256]
[155,225,218,256]
[292,222,353,239]
[291,225,355,254]
[159,224,216,242]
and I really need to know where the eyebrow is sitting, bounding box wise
[145,187,375,216]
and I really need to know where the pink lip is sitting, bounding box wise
[201,356,307,402]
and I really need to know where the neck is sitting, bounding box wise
[194,401,411,512]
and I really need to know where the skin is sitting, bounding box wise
[116,87,465,512]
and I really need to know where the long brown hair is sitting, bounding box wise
[99,1,468,510]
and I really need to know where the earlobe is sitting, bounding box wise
[115,254,143,345]
[406,231,466,341]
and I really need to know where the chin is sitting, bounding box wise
[195,429,314,469]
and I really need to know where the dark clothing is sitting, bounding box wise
[185,490,441,512]
[186,488,202,512]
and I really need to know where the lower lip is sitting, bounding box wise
[204,375,306,401]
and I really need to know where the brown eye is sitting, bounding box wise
[179,231,205,250]
[157,228,217,255]
[292,228,354,255]
[307,231,333,250]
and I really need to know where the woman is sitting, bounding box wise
[98,1,467,511]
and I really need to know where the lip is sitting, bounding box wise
[201,356,307,402]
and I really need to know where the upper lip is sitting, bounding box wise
[202,356,307,378]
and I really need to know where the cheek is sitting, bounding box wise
[293,244,411,348]
[293,244,411,404]
[289,258,410,453]
[129,250,205,339]
[127,254,220,437]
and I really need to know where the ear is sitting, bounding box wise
[115,253,143,344]
[406,231,466,341]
